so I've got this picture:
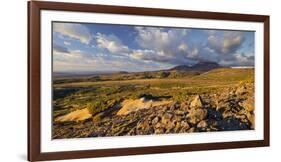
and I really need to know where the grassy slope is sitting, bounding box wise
[53,68,254,118]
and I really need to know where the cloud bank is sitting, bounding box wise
[53,23,92,44]
[53,23,255,72]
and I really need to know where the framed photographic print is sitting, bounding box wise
[28,1,270,161]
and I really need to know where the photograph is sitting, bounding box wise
[27,1,269,160]
[52,22,255,139]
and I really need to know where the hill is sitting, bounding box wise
[169,61,221,71]
[53,61,223,84]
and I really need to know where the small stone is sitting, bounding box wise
[155,122,162,128]
[197,120,208,128]
[137,120,149,130]
[246,113,255,129]
[236,85,247,95]
[152,117,159,125]
[165,121,176,130]
[155,128,165,134]
[175,110,185,115]
[240,97,255,112]
[180,102,190,111]
[161,113,173,125]
[169,103,177,111]
[174,122,181,132]
[127,128,136,135]
[187,127,195,133]
[173,115,183,122]
[222,110,233,119]
[180,121,190,129]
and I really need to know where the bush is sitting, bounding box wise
[159,71,170,78]
[86,100,106,115]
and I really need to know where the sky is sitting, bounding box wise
[52,22,255,72]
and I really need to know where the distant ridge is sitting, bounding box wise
[54,61,224,78]
[230,66,254,69]
[53,71,126,78]
[170,61,221,71]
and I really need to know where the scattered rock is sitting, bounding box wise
[53,83,255,138]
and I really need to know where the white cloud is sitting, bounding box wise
[203,31,255,66]
[133,27,199,65]
[178,43,189,52]
[53,46,170,72]
[207,31,245,55]
[53,48,103,72]
[63,41,71,46]
[135,27,189,53]
[53,23,92,44]
[53,49,85,62]
[95,33,130,54]
[134,28,253,66]
[233,53,254,66]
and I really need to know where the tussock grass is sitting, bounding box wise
[53,68,254,117]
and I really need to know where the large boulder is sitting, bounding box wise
[187,108,207,124]
[55,108,92,122]
[190,95,203,108]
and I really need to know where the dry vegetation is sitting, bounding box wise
[52,68,255,139]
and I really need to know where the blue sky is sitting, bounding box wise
[52,22,254,72]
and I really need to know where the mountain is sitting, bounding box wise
[170,65,191,71]
[191,61,221,71]
[170,61,221,71]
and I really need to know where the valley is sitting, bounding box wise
[52,62,255,139]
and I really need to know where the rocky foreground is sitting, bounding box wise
[53,83,254,139]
